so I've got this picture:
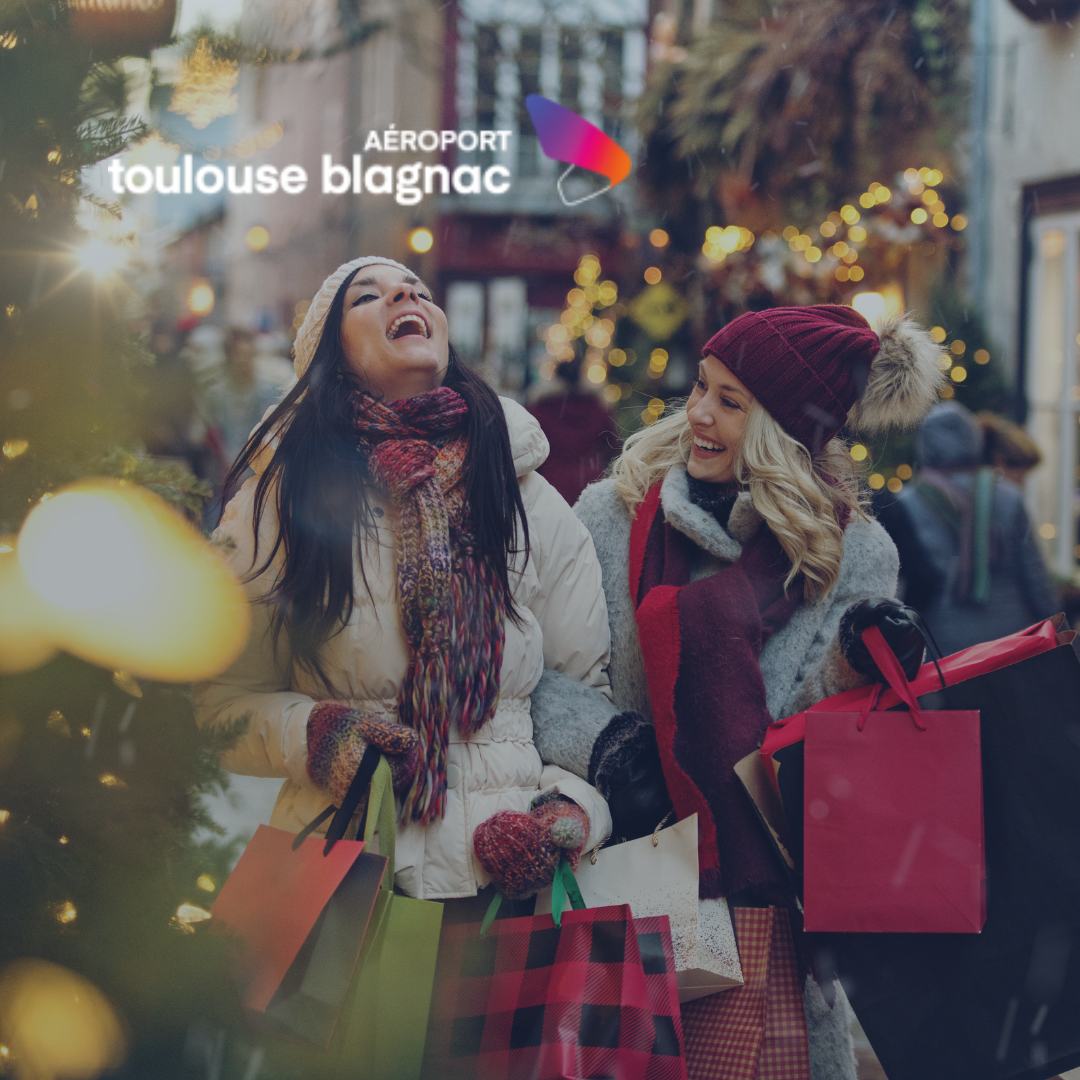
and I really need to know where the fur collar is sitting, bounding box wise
[659,465,762,561]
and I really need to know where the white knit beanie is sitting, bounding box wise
[292,256,416,378]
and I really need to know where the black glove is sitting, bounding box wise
[588,712,673,843]
[839,598,925,682]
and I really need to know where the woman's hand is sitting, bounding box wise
[839,598,925,682]
[306,703,420,805]
[589,713,673,843]
[473,794,590,899]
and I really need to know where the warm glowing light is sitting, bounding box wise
[649,229,670,248]
[408,227,434,254]
[951,340,966,355]
[169,38,239,130]
[921,189,938,206]
[648,398,665,413]
[940,385,955,399]
[2,440,28,460]
[974,349,990,365]
[649,349,668,372]
[940,355,952,370]
[868,473,885,490]
[897,464,913,480]
[98,774,125,787]
[850,444,868,462]
[187,280,214,316]
[0,959,127,1079]
[840,205,860,224]
[835,266,850,282]
[602,384,621,402]
[174,903,212,930]
[586,363,607,384]
[245,226,269,251]
[911,208,928,225]
[0,811,8,824]
[11,481,250,680]
[1040,523,1057,540]
[952,214,968,231]
[859,192,875,209]
[930,326,947,343]
[643,267,662,285]
[75,239,128,278]
[848,226,866,243]
[933,212,949,228]
[951,366,967,383]
[805,247,822,263]
[820,221,836,238]
[875,186,891,203]
[848,266,865,281]
[887,477,903,493]
[54,902,77,924]
[851,293,887,327]
[608,349,626,367]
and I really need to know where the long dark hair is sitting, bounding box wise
[221,268,530,689]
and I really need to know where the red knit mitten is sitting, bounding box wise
[473,794,590,899]
[306,702,420,805]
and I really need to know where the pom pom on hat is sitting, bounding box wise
[847,312,949,434]
[702,304,946,452]
[293,255,415,379]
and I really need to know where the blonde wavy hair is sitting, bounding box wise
[609,402,867,600]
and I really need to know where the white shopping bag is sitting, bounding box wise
[537,814,743,1002]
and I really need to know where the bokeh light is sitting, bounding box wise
[0,959,127,1080]
[6,481,250,681]
[186,280,214,316]
[245,226,269,251]
[408,227,434,253]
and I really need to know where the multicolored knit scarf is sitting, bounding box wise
[354,386,505,824]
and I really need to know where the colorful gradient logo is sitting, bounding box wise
[525,95,632,207]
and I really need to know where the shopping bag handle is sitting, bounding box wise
[361,754,397,886]
[550,855,586,927]
[290,744,383,853]
[859,624,927,731]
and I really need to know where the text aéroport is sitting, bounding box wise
[108,127,515,205]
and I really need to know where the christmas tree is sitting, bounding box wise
[0,1,257,1075]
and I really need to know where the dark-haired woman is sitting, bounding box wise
[195,257,612,901]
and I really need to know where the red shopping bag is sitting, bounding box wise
[632,915,687,1080]
[802,625,984,933]
[680,907,809,1080]
[209,747,388,1045]
[425,904,661,1080]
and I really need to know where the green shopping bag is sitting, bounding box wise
[337,755,443,1080]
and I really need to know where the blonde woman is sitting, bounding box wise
[531,305,945,1079]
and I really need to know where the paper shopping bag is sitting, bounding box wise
[210,746,388,1046]
[424,904,659,1080]
[680,907,809,1080]
[633,915,688,1080]
[806,639,1080,1080]
[337,755,443,1080]
[802,625,985,934]
[536,815,743,1001]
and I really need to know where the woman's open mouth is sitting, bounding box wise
[387,313,430,340]
[692,435,725,456]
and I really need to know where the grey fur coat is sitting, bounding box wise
[531,464,901,1080]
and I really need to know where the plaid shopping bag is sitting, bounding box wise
[680,907,809,1080]
[633,915,688,1080]
[425,904,659,1080]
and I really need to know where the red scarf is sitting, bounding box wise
[630,483,801,898]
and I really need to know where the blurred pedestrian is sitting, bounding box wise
[977,410,1042,485]
[135,319,201,469]
[201,328,284,476]
[527,356,620,506]
[892,402,1058,654]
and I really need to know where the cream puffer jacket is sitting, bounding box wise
[194,398,613,900]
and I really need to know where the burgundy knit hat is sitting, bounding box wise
[702,305,945,452]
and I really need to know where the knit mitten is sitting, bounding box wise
[306,702,420,805]
[473,794,590,899]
